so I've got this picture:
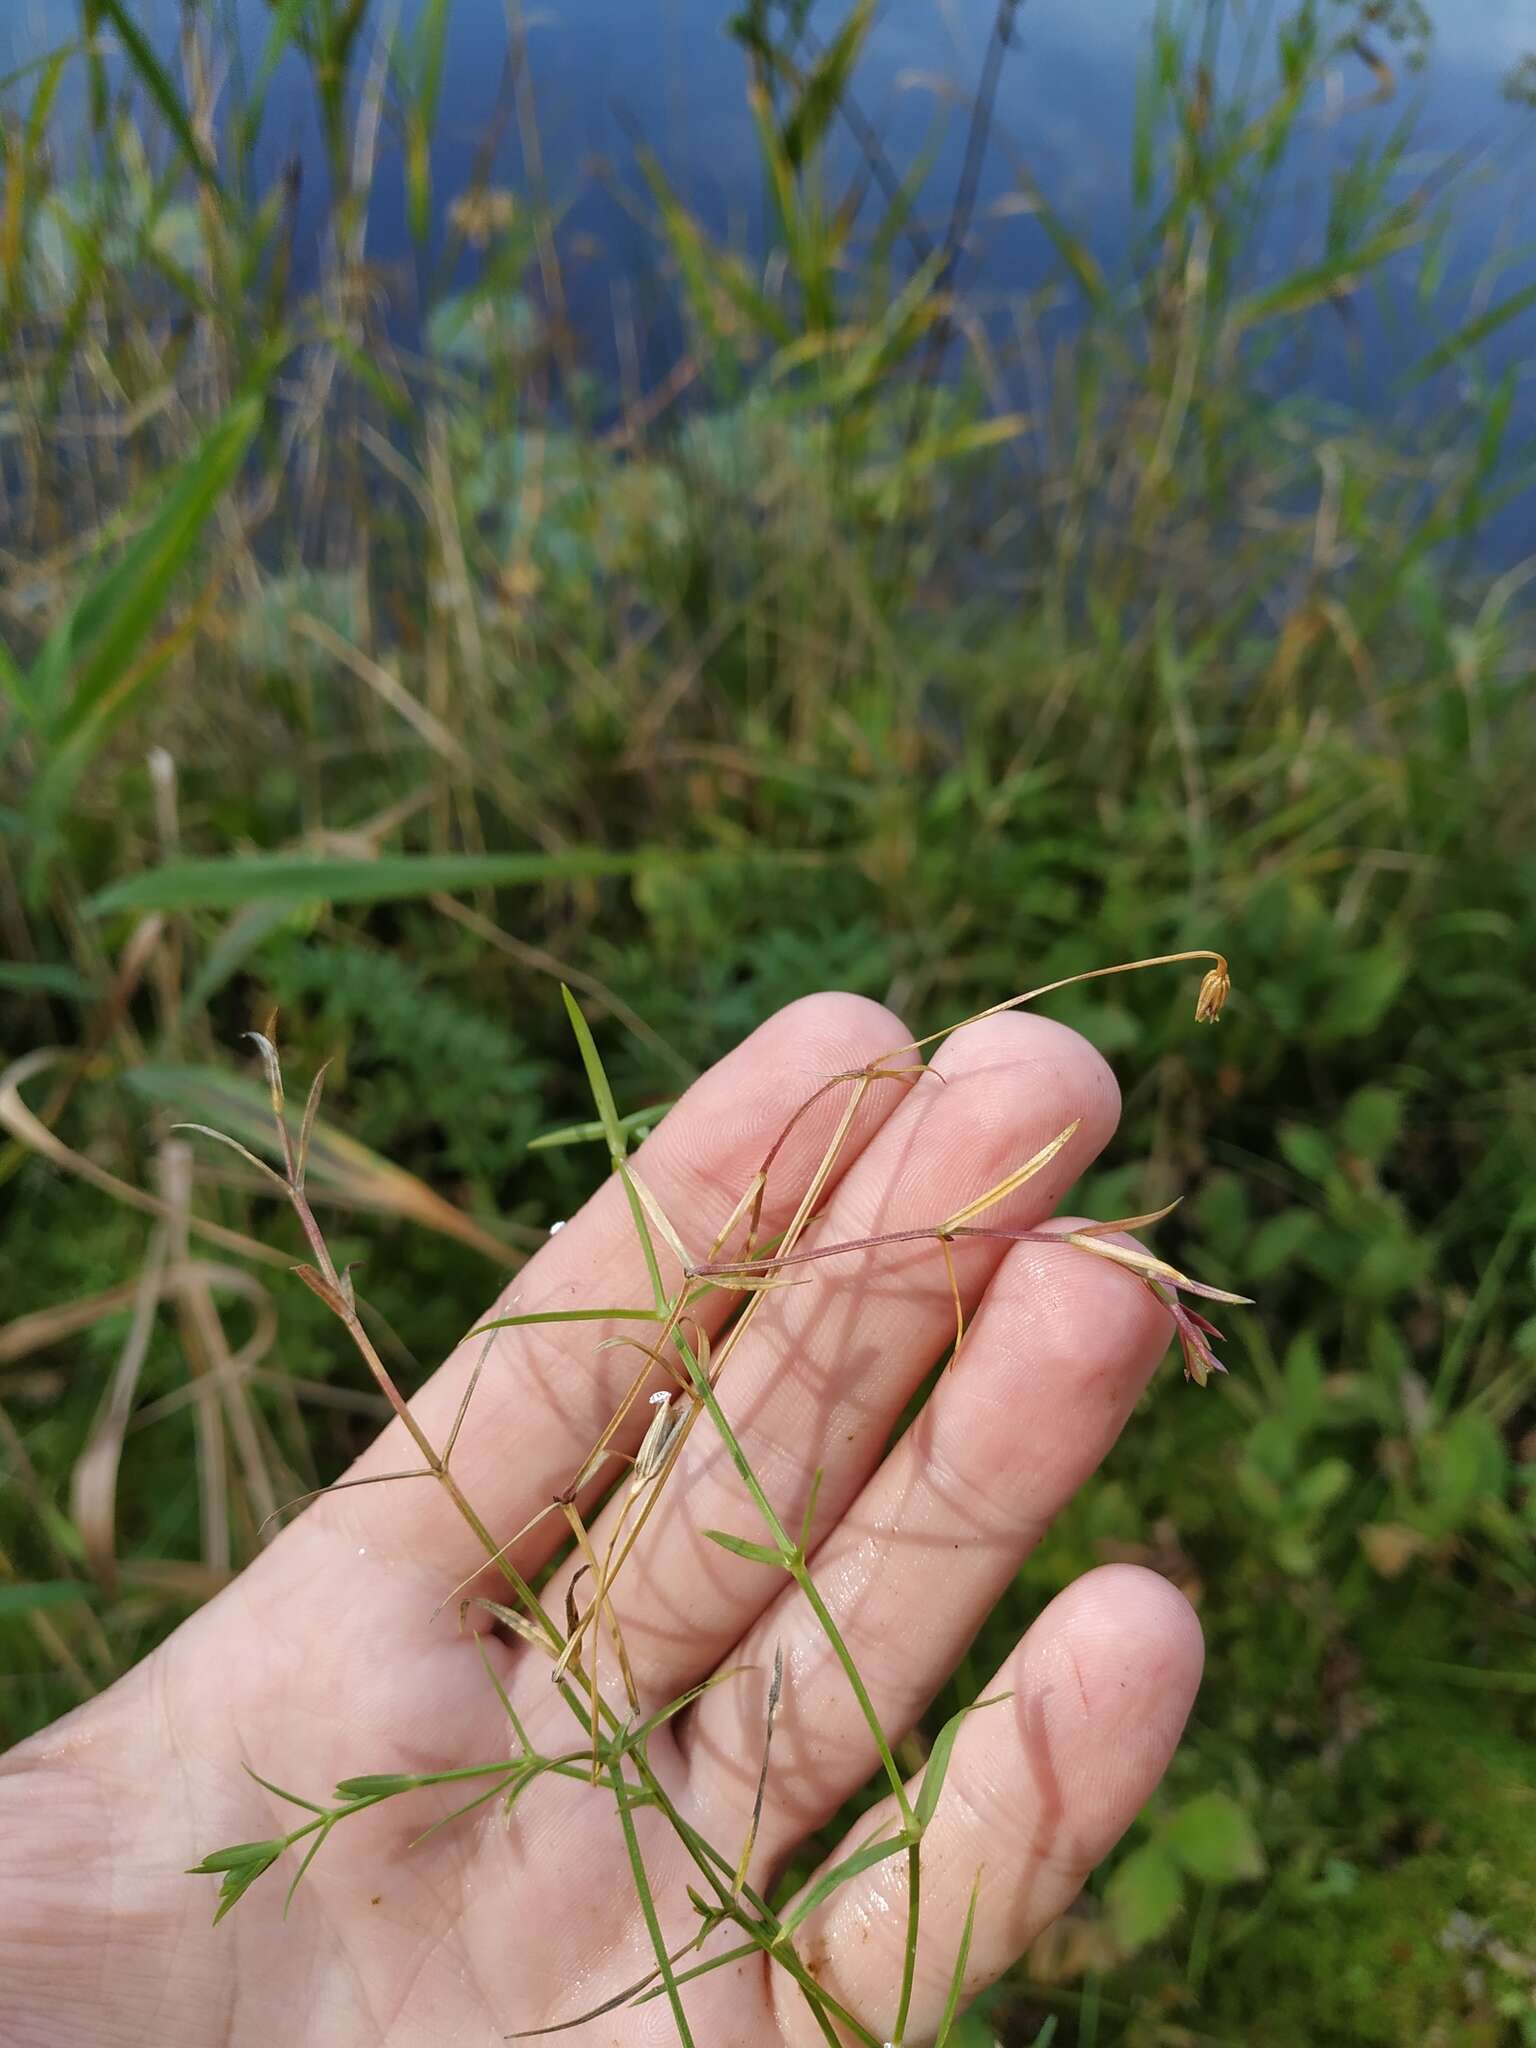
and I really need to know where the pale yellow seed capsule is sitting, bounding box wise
[1194,962,1231,1023]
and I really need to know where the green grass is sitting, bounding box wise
[2,1,1534,2041]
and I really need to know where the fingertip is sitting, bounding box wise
[1052,1560,1206,1698]
[929,1010,1122,1172]
[650,989,910,1205]
[758,989,912,1074]
[1010,1563,1204,1855]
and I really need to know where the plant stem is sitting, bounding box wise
[607,1753,697,2048]
[892,1838,921,2043]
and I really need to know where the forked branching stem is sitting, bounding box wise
[188,952,1244,2045]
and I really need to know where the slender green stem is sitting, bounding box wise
[892,1838,921,2043]
[788,1559,913,1824]
[607,1754,696,2048]
[678,1331,912,1822]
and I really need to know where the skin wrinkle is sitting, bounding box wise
[154,1653,233,2048]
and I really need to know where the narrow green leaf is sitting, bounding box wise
[187,1838,286,1875]
[240,0,309,154]
[528,1103,675,1152]
[636,147,793,353]
[281,1822,332,1916]
[87,846,792,916]
[0,632,34,724]
[780,0,874,168]
[0,962,95,999]
[606,1756,696,2048]
[29,394,261,745]
[932,1871,983,2047]
[561,984,626,1159]
[400,99,433,248]
[28,633,183,867]
[1411,278,1536,382]
[470,1308,662,1339]
[0,1580,91,1617]
[179,898,297,1021]
[241,1764,327,1815]
[408,1773,519,1847]
[1229,221,1422,331]
[1021,177,1113,312]
[797,1466,825,1557]
[92,0,222,191]
[702,1528,786,1567]
[778,1830,908,1938]
[563,985,666,1309]
[630,1940,760,2008]
[475,1633,535,1753]
[189,1837,287,1923]
[332,1773,422,1800]
[915,1692,1009,1831]
[0,39,85,100]
[620,1668,741,1751]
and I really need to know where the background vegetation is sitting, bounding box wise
[2,2,1533,2042]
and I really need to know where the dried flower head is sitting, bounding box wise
[1194,960,1232,1023]
[1165,1297,1229,1387]
[448,187,518,248]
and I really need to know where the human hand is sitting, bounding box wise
[1,994,1204,2046]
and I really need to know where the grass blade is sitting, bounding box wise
[37,399,260,720]
[528,1103,676,1152]
[470,1308,662,1337]
[125,1064,523,1263]
[606,1756,697,2048]
[778,1829,908,1940]
[932,1871,983,2047]
[87,847,800,916]
[0,1581,92,1618]
[563,986,667,1310]
[1410,278,1536,382]
[915,1692,1009,1832]
[92,0,222,191]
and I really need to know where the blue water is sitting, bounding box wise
[5,2,1534,549]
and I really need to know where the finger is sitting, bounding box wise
[683,1234,1173,1848]
[537,1012,1120,1708]
[771,1565,1204,2047]
[290,992,910,1590]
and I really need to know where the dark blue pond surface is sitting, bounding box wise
[6,3,1535,552]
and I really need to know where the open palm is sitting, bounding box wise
[1,994,1204,2047]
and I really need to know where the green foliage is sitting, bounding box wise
[261,939,546,1187]
[1161,1790,1266,1886]
[1106,1791,1265,1950]
[8,393,266,879]
[1105,1840,1184,1949]
[0,1581,93,1618]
